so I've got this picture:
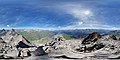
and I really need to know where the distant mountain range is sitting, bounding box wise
[15,29,120,40]
[0,29,120,41]
[53,29,111,38]
[107,30,120,36]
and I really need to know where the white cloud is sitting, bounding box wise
[7,25,10,27]
[84,10,91,16]
[55,24,117,30]
[63,5,95,24]
[78,21,83,25]
[57,4,116,29]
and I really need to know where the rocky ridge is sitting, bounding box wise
[43,32,120,59]
[0,29,120,59]
[0,29,47,59]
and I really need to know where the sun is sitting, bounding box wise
[84,10,91,15]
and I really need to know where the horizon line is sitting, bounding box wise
[0,27,120,30]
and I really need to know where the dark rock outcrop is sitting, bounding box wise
[82,32,101,45]
[33,46,47,56]
[77,32,105,52]
[110,35,117,40]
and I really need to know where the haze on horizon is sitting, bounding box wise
[0,0,120,30]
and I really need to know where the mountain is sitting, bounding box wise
[14,29,113,40]
[0,29,39,58]
[16,30,55,41]
[0,29,34,48]
[82,32,102,44]
[107,30,120,36]
[53,29,110,38]
[44,31,120,59]
[0,29,120,59]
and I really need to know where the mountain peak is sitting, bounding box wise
[82,32,101,44]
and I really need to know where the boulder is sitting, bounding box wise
[32,46,47,56]
[0,55,14,59]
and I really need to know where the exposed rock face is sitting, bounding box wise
[101,35,118,42]
[44,38,65,53]
[53,34,65,41]
[82,32,101,45]
[45,32,120,59]
[43,34,65,53]
[0,29,34,48]
[78,32,103,52]
[0,29,120,59]
[111,35,117,40]
[0,29,47,59]
[33,46,47,56]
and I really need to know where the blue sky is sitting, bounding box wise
[0,0,120,30]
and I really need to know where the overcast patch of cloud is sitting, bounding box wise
[56,4,113,29]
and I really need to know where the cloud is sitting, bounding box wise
[61,4,96,23]
[56,3,118,29]
[0,0,119,29]
[54,24,118,30]
[7,25,10,27]
[78,22,83,25]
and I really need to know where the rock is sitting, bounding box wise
[94,51,109,59]
[102,35,118,41]
[0,29,36,59]
[0,29,119,59]
[44,46,55,53]
[0,55,14,59]
[82,32,101,45]
[110,35,117,40]
[44,40,67,54]
[0,38,6,43]
[0,29,7,36]
[32,46,47,56]
[45,41,56,46]
[25,55,49,60]
[53,34,65,41]
[53,55,79,59]
[78,32,105,53]
[108,54,120,59]
[27,50,32,56]
[4,49,19,58]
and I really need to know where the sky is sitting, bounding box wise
[0,0,120,30]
